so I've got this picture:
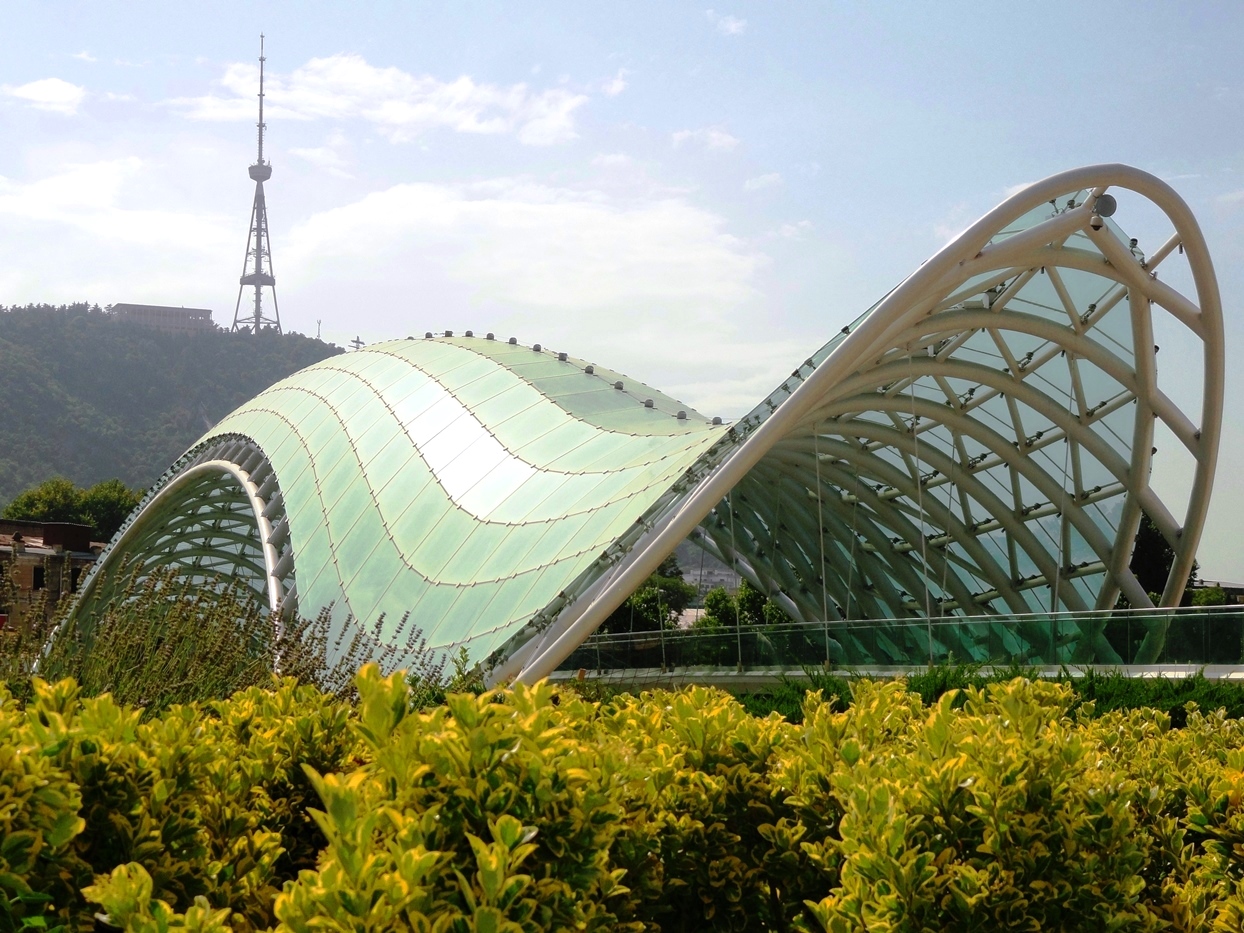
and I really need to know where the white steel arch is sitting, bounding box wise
[70,436,298,639]
[508,164,1223,682]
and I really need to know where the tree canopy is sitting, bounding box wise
[693,578,792,631]
[3,477,141,539]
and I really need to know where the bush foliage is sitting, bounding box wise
[737,664,1244,727]
[7,668,1244,931]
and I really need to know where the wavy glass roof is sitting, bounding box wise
[73,164,1222,679]
[72,335,730,668]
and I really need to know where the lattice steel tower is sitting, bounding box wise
[232,34,281,335]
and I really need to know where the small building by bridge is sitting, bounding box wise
[0,520,102,632]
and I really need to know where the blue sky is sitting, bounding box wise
[4,1,1244,579]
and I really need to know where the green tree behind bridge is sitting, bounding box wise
[3,477,141,539]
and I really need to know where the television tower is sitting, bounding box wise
[231,34,281,334]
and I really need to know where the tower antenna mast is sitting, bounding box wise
[231,33,282,335]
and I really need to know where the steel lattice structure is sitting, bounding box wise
[71,165,1222,682]
[231,35,282,335]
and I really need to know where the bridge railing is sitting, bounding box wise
[555,605,1244,675]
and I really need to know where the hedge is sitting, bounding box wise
[5,669,1244,931]
[738,665,1244,726]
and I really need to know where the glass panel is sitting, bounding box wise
[324,479,374,549]
[548,608,1244,674]
[418,411,489,469]
[351,414,404,471]
[489,406,565,458]
[448,368,524,410]
[455,462,538,524]
[470,389,541,431]
[407,508,474,579]
[403,394,464,445]
[390,377,443,424]
[317,450,364,513]
[431,354,504,394]
[480,564,544,624]
[375,573,429,642]
[369,443,421,507]
[426,581,504,648]
[390,492,451,557]
[410,584,468,646]
[337,535,390,622]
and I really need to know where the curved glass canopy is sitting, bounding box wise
[73,164,1223,680]
[74,335,730,670]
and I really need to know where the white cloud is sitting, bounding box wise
[291,130,352,173]
[706,9,747,35]
[172,54,589,145]
[672,126,740,151]
[71,51,97,63]
[515,87,585,145]
[1002,180,1036,199]
[3,78,86,115]
[771,220,812,239]
[0,157,236,310]
[661,341,805,416]
[602,68,629,97]
[933,201,971,243]
[281,177,781,414]
[290,132,353,178]
[286,178,764,311]
[744,172,782,192]
[592,152,632,168]
[0,158,232,248]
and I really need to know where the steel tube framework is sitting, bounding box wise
[69,436,297,643]
[511,164,1223,682]
[68,164,1223,684]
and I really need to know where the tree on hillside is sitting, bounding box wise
[3,477,141,539]
[0,303,342,505]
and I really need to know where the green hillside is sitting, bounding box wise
[0,303,342,506]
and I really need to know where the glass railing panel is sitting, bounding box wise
[555,607,1244,674]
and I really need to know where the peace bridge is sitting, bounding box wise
[69,164,1227,684]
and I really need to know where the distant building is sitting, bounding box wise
[0,520,102,632]
[110,303,216,336]
[675,538,740,598]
